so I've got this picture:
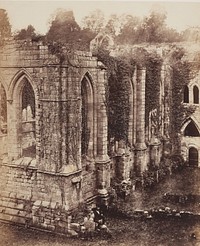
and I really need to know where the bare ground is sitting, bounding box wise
[0,167,200,246]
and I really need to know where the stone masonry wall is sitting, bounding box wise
[0,40,110,232]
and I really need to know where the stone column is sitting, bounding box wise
[163,65,172,157]
[95,66,110,202]
[160,65,165,137]
[134,65,147,174]
[129,67,137,146]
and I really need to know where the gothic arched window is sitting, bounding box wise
[193,85,199,104]
[81,74,94,157]
[21,80,36,158]
[184,121,200,137]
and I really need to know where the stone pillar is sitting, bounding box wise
[35,90,41,167]
[38,66,64,172]
[60,68,80,173]
[134,66,147,174]
[163,65,172,157]
[95,67,110,201]
[128,67,137,146]
[160,65,165,137]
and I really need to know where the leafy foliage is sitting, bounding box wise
[97,49,135,144]
[82,9,105,35]
[145,53,163,128]
[14,25,38,40]
[0,9,11,44]
[182,27,200,42]
[170,48,196,152]
[115,11,181,45]
[97,47,164,148]
[47,10,80,44]
[46,9,94,51]
[140,10,167,43]
[116,15,140,44]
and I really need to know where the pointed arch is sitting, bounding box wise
[193,85,199,104]
[8,69,37,159]
[80,71,94,87]
[8,69,37,101]
[184,121,200,136]
[81,72,94,157]
[181,117,200,136]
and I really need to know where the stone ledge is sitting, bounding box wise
[0,163,82,177]
[1,161,37,170]
[37,169,82,177]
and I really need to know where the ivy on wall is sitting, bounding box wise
[170,47,196,152]
[97,47,164,150]
[47,43,198,160]
[145,53,163,129]
[97,49,135,145]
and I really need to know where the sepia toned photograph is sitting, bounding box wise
[0,0,200,245]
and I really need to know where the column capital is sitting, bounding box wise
[95,155,110,165]
[134,142,147,150]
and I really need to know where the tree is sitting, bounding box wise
[140,10,167,43]
[105,14,121,36]
[0,9,11,44]
[82,9,105,35]
[164,27,182,43]
[116,14,140,44]
[181,27,200,42]
[14,25,36,40]
[79,27,96,49]
[46,9,82,48]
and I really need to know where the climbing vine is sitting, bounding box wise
[145,53,163,130]
[170,47,196,152]
[97,47,163,149]
[97,48,135,146]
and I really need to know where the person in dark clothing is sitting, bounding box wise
[92,207,105,230]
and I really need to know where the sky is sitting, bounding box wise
[1,1,200,34]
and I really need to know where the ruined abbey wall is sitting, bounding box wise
[0,40,199,233]
[0,40,110,231]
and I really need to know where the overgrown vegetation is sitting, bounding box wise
[0,9,11,45]
[2,6,199,166]
[97,49,135,145]
[97,47,165,148]
[145,53,163,129]
[169,47,197,153]
[2,6,200,49]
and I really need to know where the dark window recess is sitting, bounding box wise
[189,147,198,166]
[184,121,200,137]
[183,85,189,103]
[193,85,199,104]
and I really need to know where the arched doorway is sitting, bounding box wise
[189,147,198,166]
